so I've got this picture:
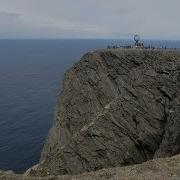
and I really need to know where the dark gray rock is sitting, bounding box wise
[32,49,180,176]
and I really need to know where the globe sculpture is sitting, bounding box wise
[134,34,140,46]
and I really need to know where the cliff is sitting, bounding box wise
[25,48,180,177]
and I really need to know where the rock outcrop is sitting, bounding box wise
[27,49,180,176]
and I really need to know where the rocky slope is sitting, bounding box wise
[26,48,180,177]
[1,154,180,179]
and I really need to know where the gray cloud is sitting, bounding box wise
[0,0,179,39]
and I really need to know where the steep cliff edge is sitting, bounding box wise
[28,49,180,176]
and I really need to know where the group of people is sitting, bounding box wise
[107,45,132,49]
[134,42,144,47]
[107,44,143,49]
[107,44,176,50]
[107,35,177,50]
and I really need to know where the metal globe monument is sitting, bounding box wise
[134,34,141,46]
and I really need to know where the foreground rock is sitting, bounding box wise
[28,49,180,176]
[1,154,180,179]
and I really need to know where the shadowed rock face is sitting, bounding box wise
[30,49,180,176]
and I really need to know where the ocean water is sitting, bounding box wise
[0,39,180,173]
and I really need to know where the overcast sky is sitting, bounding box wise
[0,0,179,39]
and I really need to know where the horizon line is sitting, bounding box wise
[0,38,180,41]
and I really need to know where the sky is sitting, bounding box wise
[0,0,179,39]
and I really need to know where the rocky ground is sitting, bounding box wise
[1,154,180,179]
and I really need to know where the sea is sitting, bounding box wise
[0,39,180,173]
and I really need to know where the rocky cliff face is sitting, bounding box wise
[29,49,180,176]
